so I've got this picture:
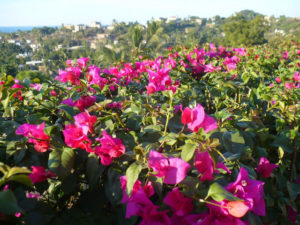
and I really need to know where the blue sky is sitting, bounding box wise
[0,0,299,26]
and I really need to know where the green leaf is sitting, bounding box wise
[126,162,142,196]
[86,154,104,189]
[247,211,263,225]
[7,167,31,178]
[287,182,300,201]
[159,132,178,146]
[222,131,246,155]
[48,147,75,178]
[241,72,250,84]
[57,104,76,121]
[206,182,242,202]
[0,190,22,215]
[214,109,232,121]
[7,174,33,187]
[104,167,122,205]
[181,141,198,162]
[44,125,57,136]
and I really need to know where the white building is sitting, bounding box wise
[16,52,33,58]
[166,16,179,23]
[55,44,63,51]
[97,33,108,40]
[90,41,97,49]
[67,46,83,50]
[8,39,16,44]
[74,24,87,32]
[63,24,73,30]
[275,29,285,35]
[106,25,115,31]
[26,60,43,66]
[30,44,40,51]
[90,21,101,28]
[194,19,202,25]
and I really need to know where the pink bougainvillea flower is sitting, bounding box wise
[94,131,125,165]
[87,65,109,90]
[63,124,92,152]
[16,122,50,152]
[77,57,90,68]
[181,104,218,133]
[163,187,194,216]
[61,98,75,107]
[226,167,265,216]
[75,95,96,111]
[196,200,247,225]
[227,201,249,218]
[26,192,40,199]
[66,59,73,67]
[195,150,214,182]
[286,205,297,224]
[257,157,278,178]
[215,162,232,174]
[148,150,190,185]
[282,51,289,60]
[14,212,21,218]
[11,84,24,89]
[226,63,237,71]
[55,67,82,85]
[30,83,41,91]
[29,166,55,184]
[204,63,221,73]
[125,188,171,225]
[146,68,176,95]
[125,189,155,219]
[181,107,193,124]
[174,104,183,114]
[74,111,97,135]
[285,82,296,90]
[106,102,122,109]
[120,176,154,204]
[50,90,57,96]
[139,204,172,225]
[87,65,101,82]
[294,71,300,82]
[3,184,9,191]
[275,77,282,83]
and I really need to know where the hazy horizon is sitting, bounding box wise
[0,0,299,27]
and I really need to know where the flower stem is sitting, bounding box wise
[199,199,229,209]
[163,91,173,136]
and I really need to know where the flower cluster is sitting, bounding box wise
[16,122,50,152]
[181,104,218,133]
[63,111,97,152]
[94,131,125,165]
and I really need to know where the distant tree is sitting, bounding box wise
[16,70,45,82]
[223,13,269,46]
[1,64,18,76]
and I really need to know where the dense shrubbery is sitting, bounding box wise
[0,41,299,225]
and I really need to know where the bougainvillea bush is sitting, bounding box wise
[0,41,299,225]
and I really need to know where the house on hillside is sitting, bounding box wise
[106,25,115,31]
[166,16,180,23]
[63,24,73,30]
[30,44,40,51]
[274,29,285,35]
[90,21,101,28]
[96,33,108,40]
[74,24,87,32]
[67,46,83,50]
[8,39,16,44]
